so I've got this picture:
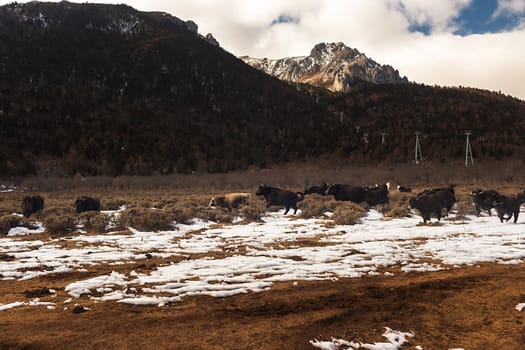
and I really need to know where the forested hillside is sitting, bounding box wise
[330,84,525,163]
[1,2,524,177]
[0,1,339,176]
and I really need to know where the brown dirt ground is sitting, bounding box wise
[2,168,525,350]
[1,263,524,350]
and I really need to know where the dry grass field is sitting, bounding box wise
[1,160,525,349]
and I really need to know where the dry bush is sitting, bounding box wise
[0,195,21,217]
[299,195,338,219]
[38,207,77,234]
[383,204,410,218]
[331,202,367,225]
[199,207,235,224]
[240,204,264,222]
[0,215,34,235]
[383,192,412,218]
[102,198,127,211]
[452,189,477,217]
[173,206,201,225]
[149,195,180,209]
[117,208,176,231]
[77,212,111,233]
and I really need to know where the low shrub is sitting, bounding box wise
[117,208,176,231]
[171,206,201,225]
[200,207,235,224]
[299,195,338,219]
[240,205,264,222]
[77,212,111,233]
[331,202,367,225]
[383,204,410,218]
[35,207,77,234]
[102,199,126,211]
[40,213,76,235]
[0,215,34,235]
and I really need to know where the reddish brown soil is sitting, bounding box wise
[1,263,524,350]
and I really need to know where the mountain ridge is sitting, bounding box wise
[240,42,408,92]
[0,1,339,176]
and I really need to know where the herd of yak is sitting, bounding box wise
[17,183,525,226]
[21,196,100,218]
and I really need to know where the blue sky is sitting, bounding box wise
[456,0,501,34]
[447,0,522,34]
[401,0,524,35]
[3,0,525,100]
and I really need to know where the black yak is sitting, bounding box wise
[471,189,502,216]
[326,183,390,206]
[75,196,101,214]
[325,184,366,202]
[22,195,44,218]
[493,192,525,223]
[304,183,329,195]
[363,183,390,206]
[416,185,456,214]
[255,185,304,215]
[409,186,456,224]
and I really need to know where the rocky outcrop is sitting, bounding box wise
[240,42,408,92]
[205,33,219,47]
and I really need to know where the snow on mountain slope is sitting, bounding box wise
[241,42,408,92]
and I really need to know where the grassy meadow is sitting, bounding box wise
[1,160,525,235]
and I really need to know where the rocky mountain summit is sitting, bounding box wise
[240,42,408,92]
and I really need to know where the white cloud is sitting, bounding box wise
[493,0,525,18]
[1,0,525,100]
[382,31,525,99]
[392,0,472,33]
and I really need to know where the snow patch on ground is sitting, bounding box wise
[1,209,525,306]
[310,327,415,350]
[0,299,56,311]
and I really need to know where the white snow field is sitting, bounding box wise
[2,208,525,349]
[1,208,524,307]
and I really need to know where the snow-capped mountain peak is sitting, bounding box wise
[240,42,408,92]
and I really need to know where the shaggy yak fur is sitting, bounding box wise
[409,189,456,224]
[75,196,101,214]
[255,185,304,215]
[471,189,502,216]
[22,195,44,218]
[326,183,390,206]
[208,193,250,210]
[493,192,525,223]
[304,183,329,195]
